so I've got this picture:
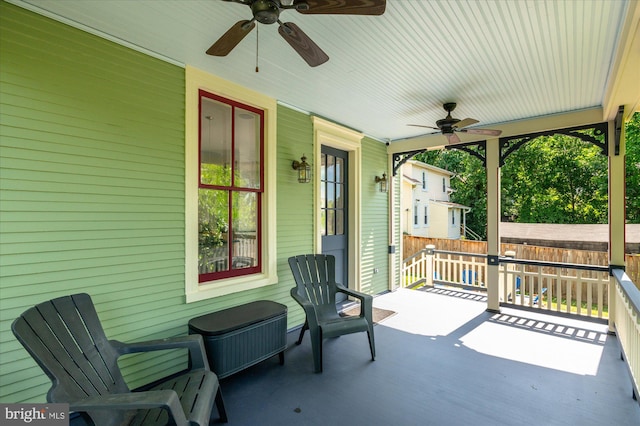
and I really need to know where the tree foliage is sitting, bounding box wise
[414,111,640,239]
[625,112,640,223]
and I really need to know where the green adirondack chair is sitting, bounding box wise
[12,293,227,425]
[288,254,375,373]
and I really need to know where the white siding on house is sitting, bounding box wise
[401,160,465,239]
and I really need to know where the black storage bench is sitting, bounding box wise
[188,301,287,379]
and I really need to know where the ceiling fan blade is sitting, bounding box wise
[295,0,386,15]
[445,133,461,144]
[463,128,503,136]
[206,20,255,56]
[408,124,440,130]
[453,118,479,129]
[278,22,329,67]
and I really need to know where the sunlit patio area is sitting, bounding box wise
[219,288,639,425]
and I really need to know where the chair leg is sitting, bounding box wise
[310,328,323,373]
[296,320,308,345]
[215,387,228,423]
[367,326,376,361]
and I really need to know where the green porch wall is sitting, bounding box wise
[361,136,390,295]
[0,2,392,404]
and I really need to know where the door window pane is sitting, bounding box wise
[336,210,344,235]
[327,210,335,236]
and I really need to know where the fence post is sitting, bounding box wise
[426,245,435,287]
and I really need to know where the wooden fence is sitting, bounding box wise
[403,236,640,287]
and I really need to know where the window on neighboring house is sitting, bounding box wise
[422,172,426,190]
[451,210,455,225]
[414,204,419,226]
[424,205,428,225]
[443,177,446,193]
[198,90,263,282]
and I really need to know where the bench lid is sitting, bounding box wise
[188,300,287,336]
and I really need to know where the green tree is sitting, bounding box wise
[626,112,640,223]
[501,135,608,224]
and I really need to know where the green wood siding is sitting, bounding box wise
[274,105,315,327]
[361,137,390,295]
[0,2,187,402]
[0,3,393,404]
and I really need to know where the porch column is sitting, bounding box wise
[608,118,627,331]
[486,138,501,312]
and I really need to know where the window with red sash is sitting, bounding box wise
[198,90,263,282]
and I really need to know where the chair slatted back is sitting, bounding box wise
[288,254,337,306]
[12,293,129,404]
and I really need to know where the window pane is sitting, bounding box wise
[327,155,335,182]
[198,188,229,273]
[336,210,344,235]
[336,183,343,209]
[320,182,326,209]
[320,210,326,236]
[336,157,343,183]
[321,153,326,181]
[327,210,335,235]
[200,97,232,186]
[232,191,258,270]
[327,182,335,208]
[234,108,261,189]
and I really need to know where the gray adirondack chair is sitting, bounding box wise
[288,254,375,373]
[11,293,227,425]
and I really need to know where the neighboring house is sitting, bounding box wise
[401,160,470,239]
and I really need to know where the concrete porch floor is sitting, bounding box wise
[217,288,640,425]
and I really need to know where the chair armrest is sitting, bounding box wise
[111,334,209,370]
[335,284,373,323]
[290,287,320,329]
[71,390,188,426]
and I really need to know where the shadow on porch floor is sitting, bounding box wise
[219,288,639,426]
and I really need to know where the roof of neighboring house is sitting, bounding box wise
[431,201,471,211]
[501,223,640,253]
[402,174,421,186]
[405,160,455,176]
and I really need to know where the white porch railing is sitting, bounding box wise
[612,268,640,401]
[402,245,488,291]
[500,256,610,320]
[402,245,609,320]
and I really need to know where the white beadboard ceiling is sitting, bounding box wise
[12,0,636,142]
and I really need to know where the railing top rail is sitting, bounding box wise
[434,250,488,259]
[402,251,427,264]
[499,256,609,272]
[612,268,640,318]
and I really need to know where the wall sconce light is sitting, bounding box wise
[375,172,388,193]
[292,154,311,183]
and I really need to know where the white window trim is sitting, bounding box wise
[185,66,278,303]
[311,116,363,292]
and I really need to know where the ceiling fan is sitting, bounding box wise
[409,103,502,144]
[206,0,386,67]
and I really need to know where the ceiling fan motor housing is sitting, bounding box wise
[252,0,280,24]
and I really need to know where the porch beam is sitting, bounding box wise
[389,108,604,154]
